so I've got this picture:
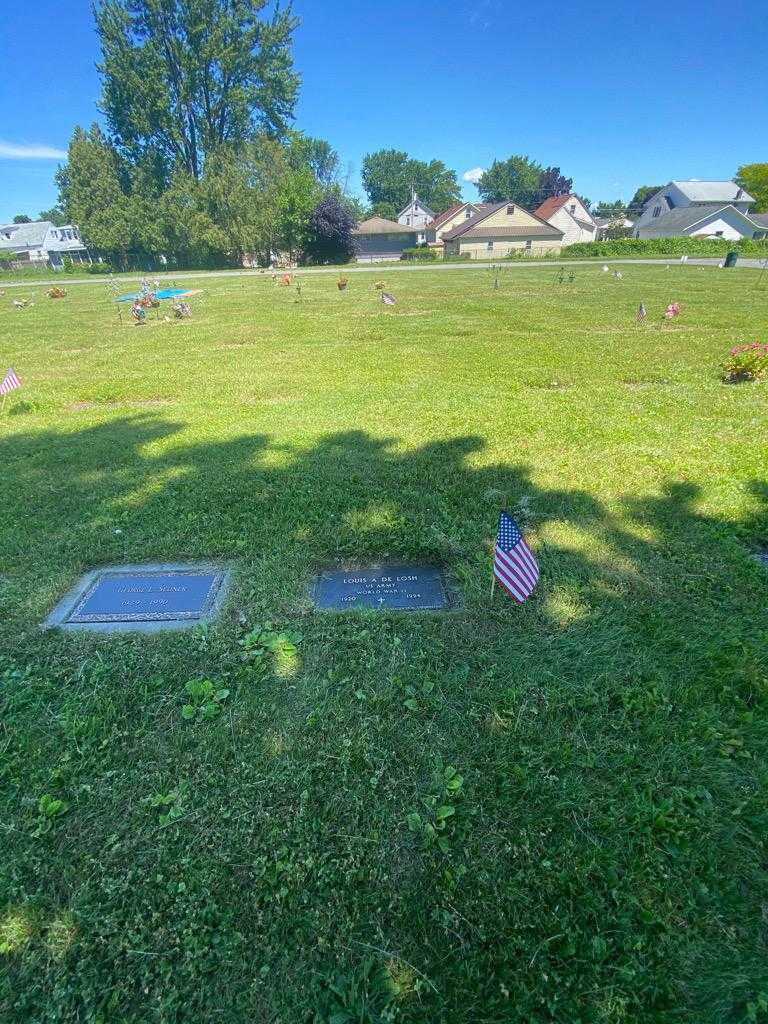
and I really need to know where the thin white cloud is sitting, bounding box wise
[0,141,67,160]
[463,166,485,184]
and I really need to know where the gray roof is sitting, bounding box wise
[638,204,761,237]
[353,216,420,236]
[0,220,52,250]
[749,213,768,228]
[671,180,755,204]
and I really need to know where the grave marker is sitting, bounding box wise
[313,564,447,611]
[44,563,229,632]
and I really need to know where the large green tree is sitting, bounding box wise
[288,132,339,187]
[593,200,627,218]
[95,0,299,179]
[475,156,544,207]
[38,206,68,226]
[57,125,136,259]
[735,163,768,212]
[361,149,461,216]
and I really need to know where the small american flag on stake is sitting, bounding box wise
[492,511,539,603]
[637,302,647,322]
[381,292,396,305]
[1,368,21,396]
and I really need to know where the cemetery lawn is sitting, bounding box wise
[2,266,768,1023]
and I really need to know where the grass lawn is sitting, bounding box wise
[1,265,767,1023]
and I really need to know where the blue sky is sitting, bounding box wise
[1,0,765,222]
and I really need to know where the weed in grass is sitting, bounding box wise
[180,678,230,720]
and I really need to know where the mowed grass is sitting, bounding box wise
[1,265,767,1023]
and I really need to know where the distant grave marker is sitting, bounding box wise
[313,564,448,611]
[44,563,229,633]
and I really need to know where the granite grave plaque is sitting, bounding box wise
[68,570,222,622]
[314,564,447,611]
[44,563,229,632]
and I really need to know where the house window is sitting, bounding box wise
[465,208,472,218]
[507,205,515,215]
[653,206,661,218]
[487,240,494,251]
[524,239,532,251]
[569,204,576,214]
[715,230,724,237]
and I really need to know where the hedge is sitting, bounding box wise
[561,236,768,259]
[401,246,438,260]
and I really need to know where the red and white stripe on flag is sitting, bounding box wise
[493,511,539,603]
[1,368,21,395]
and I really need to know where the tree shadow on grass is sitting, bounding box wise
[1,415,767,1023]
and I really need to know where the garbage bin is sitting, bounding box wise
[724,251,738,268]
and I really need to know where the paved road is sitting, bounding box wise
[2,257,766,290]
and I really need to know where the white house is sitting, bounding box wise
[396,194,435,230]
[534,195,597,245]
[0,220,89,267]
[633,181,766,239]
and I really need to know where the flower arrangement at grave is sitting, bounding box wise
[374,281,386,290]
[47,286,67,299]
[664,302,681,319]
[280,273,293,286]
[721,342,768,383]
[130,301,146,324]
[337,276,348,290]
[172,301,192,319]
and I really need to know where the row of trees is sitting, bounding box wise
[58,124,358,267]
[51,0,359,268]
[359,151,576,219]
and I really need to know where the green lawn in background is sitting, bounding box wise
[1,265,767,1022]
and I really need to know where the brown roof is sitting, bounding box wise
[353,216,420,236]
[442,201,562,242]
[429,201,487,232]
[534,195,572,221]
[456,226,564,240]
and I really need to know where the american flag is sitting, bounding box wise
[1,368,21,395]
[637,302,647,322]
[381,292,396,305]
[493,511,539,603]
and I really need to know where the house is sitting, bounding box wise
[352,217,421,261]
[396,194,435,230]
[441,201,564,259]
[423,202,488,250]
[0,220,89,268]
[633,181,766,239]
[534,195,597,245]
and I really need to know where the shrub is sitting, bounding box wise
[503,247,561,260]
[86,262,114,274]
[401,246,437,260]
[562,236,768,259]
[721,342,768,383]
